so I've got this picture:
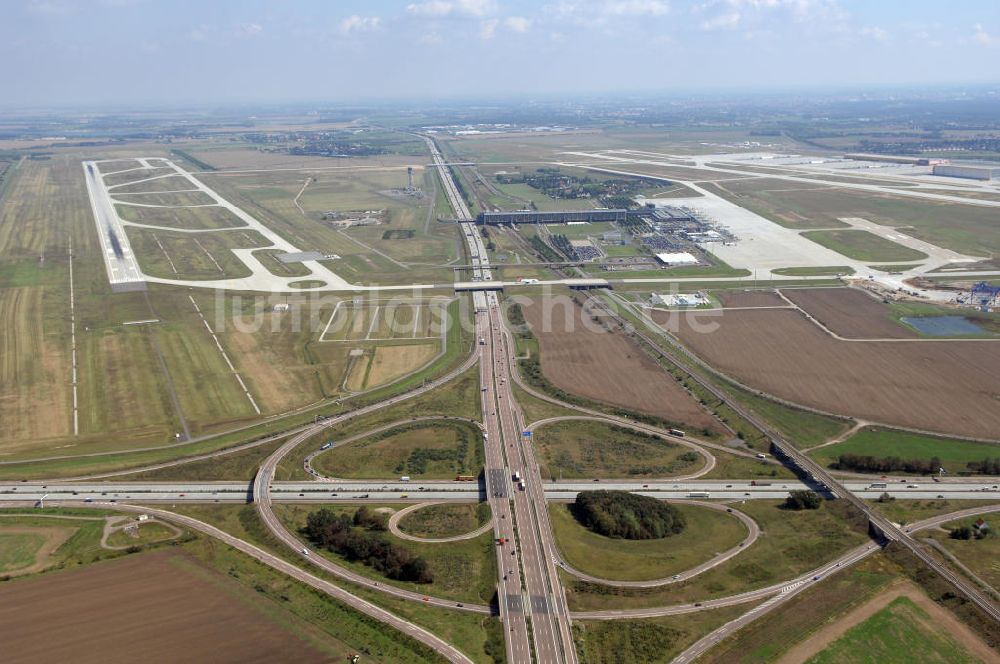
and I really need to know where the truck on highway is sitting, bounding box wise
[869,483,888,489]
[513,471,521,482]
[518,480,526,491]
[400,476,410,482]
[687,491,710,498]
[668,428,686,437]
[455,474,476,482]
[479,337,486,345]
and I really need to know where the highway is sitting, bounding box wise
[3,478,998,504]
[428,133,575,663]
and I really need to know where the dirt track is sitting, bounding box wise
[781,287,917,339]
[523,299,722,433]
[674,308,1000,439]
[0,550,334,663]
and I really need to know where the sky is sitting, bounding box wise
[2,0,999,107]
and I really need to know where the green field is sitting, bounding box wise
[562,500,867,610]
[104,521,180,548]
[574,603,754,663]
[771,266,855,276]
[810,427,1000,473]
[275,503,497,605]
[533,419,704,479]
[0,531,47,572]
[311,420,483,480]
[802,229,928,263]
[806,596,981,664]
[549,502,747,582]
[397,503,491,539]
[925,515,1000,590]
[700,555,898,663]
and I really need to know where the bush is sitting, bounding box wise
[950,526,973,540]
[784,490,822,510]
[574,490,685,540]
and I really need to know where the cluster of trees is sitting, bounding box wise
[574,490,686,540]
[528,235,561,262]
[831,454,942,475]
[967,458,1000,475]
[949,524,989,540]
[549,234,576,260]
[303,508,433,583]
[784,490,822,510]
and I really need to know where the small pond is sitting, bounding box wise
[901,316,984,336]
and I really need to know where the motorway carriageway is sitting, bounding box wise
[2,480,998,504]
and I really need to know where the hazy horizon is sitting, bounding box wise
[3,0,999,107]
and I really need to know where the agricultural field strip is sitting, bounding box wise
[68,238,79,436]
[554,500,759,588]
[29,501,474,664]
[188,295,260,415]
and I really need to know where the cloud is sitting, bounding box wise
[237,22,263,37]
[860,26,887,42]
[407,0,497,17]
[505,16,532,33]
[604,0,669,16]
[340,15,381,34]
[25,0,74,16]
[480,18,499,38]
[974,23,993,45]
[701,11,740,30]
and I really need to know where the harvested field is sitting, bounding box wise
[672,308,1000,439]
[714,289,788,308]
[782,287,916,339]
[367,343,439,387]
[522,298,722,432]
[0,551,335,664]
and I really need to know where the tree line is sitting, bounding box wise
[831,454,943,475]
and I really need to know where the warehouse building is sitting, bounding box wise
[932,163,1000,181]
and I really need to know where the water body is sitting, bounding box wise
[901,316,984,336]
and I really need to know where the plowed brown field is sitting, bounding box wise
[523,299,723,433]
[673,308,1000,439]
[781,287,916,339]
[715,289,788,308]
[0,551,334,664]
